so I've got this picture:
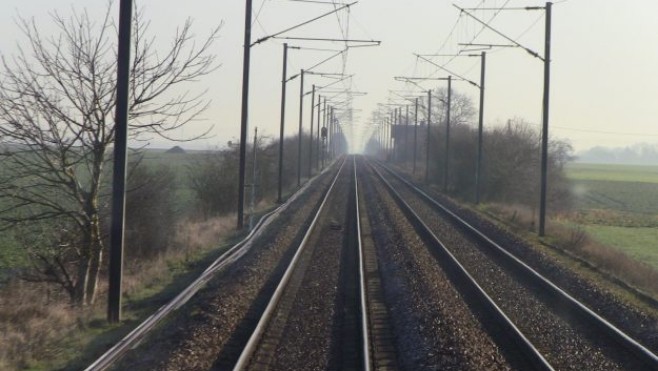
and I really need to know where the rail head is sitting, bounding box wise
[85,159,341,371]
[233,157,348,371]
[375,159,658,368]
[354,157,372,371]
[368,160,554,371]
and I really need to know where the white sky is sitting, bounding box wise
[1,1,658,152]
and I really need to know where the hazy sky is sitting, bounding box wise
[2,1,658,152]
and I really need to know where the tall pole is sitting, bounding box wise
[319,97,324,169]
[315,87,320,170]
[237,0,253,230]
[378,122,382,159]
[322,98,328,159]
[425,89,432,183]
[390,110,395,161]
[250,127,258,230]
[413,97,419,175]
[331,106,336,158]
[539,2,552,237]
[331,105,335,158]
[277,44,288,203]
[476,52,486,204]
[108,0,133,324]
[308,89,314,178]
[309,84,320,169]
[315,95,324,169]
[297,69,305,187]
[391,108,399,162]
[395,107,403,162]
[444,75,452,192]
[404,105,409,166]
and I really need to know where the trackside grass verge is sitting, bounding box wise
[0,215,242,370]
[480,203,658,302]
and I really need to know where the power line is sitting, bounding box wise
[454,4,543,61]
[252,0,269,34]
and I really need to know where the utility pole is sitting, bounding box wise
[378,121,382,158]
[309,85,316,173]
[425,89,431,183]
[395,108,400,162]
[331,106,336,158]
[390,110,395,162]
[476,52,486,204]
[108,0,133,324]
[391,108,399,162]
[539,2,552,236]
[237,0,253,230]
[413,97,419,176]
[318,97,323,169]
[297,69,305,187]
[249,127,258,230]
[404,105,409,166]
[444,75,452,192]
[308,90,314,178]
[277,44,288,203]
[452,3,551,234]
[322,97,331,169]
[315,89,320,170]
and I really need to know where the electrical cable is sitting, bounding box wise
[252,0,269,35]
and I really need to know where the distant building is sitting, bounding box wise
[165,145,186,154]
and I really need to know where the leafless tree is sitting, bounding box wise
[0,4,220,306]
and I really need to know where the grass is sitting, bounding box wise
[570,180,658,215]
[566,163,658,183]
[0,215,240,370]
[580,225,658,270]
[0,147,244,370]
[566,162,658,271]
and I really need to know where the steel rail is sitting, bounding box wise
[376,161,658,369]
[85,163,340,371]
[354,157,372,371]
[368,160,554,371]
[233,157,348,370]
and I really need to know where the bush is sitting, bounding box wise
[188,133,314,219]
[124,163,178,259]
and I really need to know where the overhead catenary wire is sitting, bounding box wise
[252,1,357,45]
[252,0,269,34]
[454,4,543,61]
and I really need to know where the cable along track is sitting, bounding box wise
[369,159,658,371]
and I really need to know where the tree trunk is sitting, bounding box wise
[73,253,91,306]
[86,246,102,305]
[85,217,104,305]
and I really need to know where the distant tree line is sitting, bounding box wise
[188,132,331,218]
[366,86,573,213]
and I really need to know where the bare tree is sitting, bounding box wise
[0,4,220,306]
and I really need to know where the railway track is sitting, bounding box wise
[90,154,658,370]
[88,161,343,371]
[366,157,658,370]
[232,157,397,370]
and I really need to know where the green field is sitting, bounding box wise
[567,162,658,270]
[581,225,658,269]
[566,163,658,183]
